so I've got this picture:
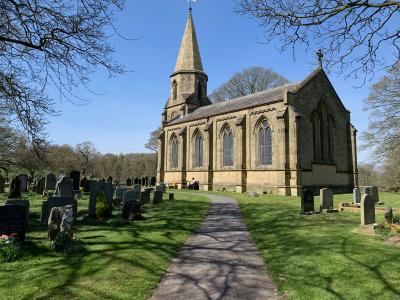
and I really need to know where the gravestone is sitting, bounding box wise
[153,191,163,204]
[150,177,156,186]
[69,170,81,192]
[37,177,45,195]
[320,188,333,211]
[361,194,375,225]
[169,193,175,201]
[88,180,113,218]
[48,205,74,241]
[140,190,151,204]
[371,186,379,203]
[8,177,22,199]
[301,189,314,214]
[142,177,147,187]
[0,175,5,193]
[107,176,113,184]
[41,196,77,225]
[80,176,91,194]
[137,178,142,185]
[156,183,167,193]
[115,187,130,203]
[17,174,29,192]
[133,178,139,185]
[126,178,133,186]
[55,176,73,197]
[0,205,27,241]
[5,200,30,225]
[44,173,57,192]
[353,188,361,204]
[122,190,141,219]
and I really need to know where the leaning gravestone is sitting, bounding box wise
[88,180,113,218]
[55,176,73,197]
[353,188,361,204]
[0,205,27,241]
[69,170,81,192]
[301,189,314,214]
[44,173,57,192]
[320,188,333,211]
[0,175,5,193]
[17,174,29,192]
[40,196,77,225]
[153,191,163,204]
[8,177,22,199]
[361,194,375,225]
[5,200,30,226]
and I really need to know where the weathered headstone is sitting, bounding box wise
[371,186,379,203]
[88,180,113,218]
[150,177,156,186]
[107,176,113,184]
[156,183,167,193]
[44,173,57,192]
[0,205,27,241]
[122,190,141,219]
[8,177,22,199]
[301,189,314,214]
[126,178,133,186]
[41,196,77,224]
[361,194,375,225]
[47,205,74,241]
[37,177,45,194]
[140,190,151,204]
[320,188,333,211]
[55,176,73,197]
[133,184,141,192]
[115,187,130,203]
[133,178,139,185]
[169,193,175,201]
[5,200,30,225]
[69,170,81,192]
[353,188,361,204]
[17,174,28,192]
[153,191,163,204]
[0,175,5,193]
[80,176,91,193]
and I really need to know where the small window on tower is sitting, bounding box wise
[172,81,178,100]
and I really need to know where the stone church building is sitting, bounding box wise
[157,9,359,196]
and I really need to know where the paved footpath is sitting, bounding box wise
[150,194,277,300]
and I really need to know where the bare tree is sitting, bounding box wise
[145,127,161,153]
[362,61,400,158]
[209,66,289,103]
[76,141,99,175]
[237,1,400,80]
[0,0,125,143]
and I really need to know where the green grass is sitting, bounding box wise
[219,192,400,300]
[0,192,211,300]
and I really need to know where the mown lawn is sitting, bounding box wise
[0,192,211,300]
[223,192,400,300]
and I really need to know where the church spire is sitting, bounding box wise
[174,9,203,72]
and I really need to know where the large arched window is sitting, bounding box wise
[172,81,178,101]
[223,127,234,167]
[258,120,272,166]
[170,136,179,169]
[312,101,334,162]
[194,132,203,168]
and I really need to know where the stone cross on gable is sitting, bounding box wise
[316,49,324,68]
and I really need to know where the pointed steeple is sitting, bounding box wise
[174,9,203,72]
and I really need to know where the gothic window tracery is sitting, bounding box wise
[258,120,272,166]
[194,132,203,168]
[223,127,234,167]
[170,135,179,169]
[312,101,335,162]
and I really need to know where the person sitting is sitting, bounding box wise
[189,178,198,190]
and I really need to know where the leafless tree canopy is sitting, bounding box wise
[209,66,289,103]
[145,127,161,153]
[363,61,400,157]
[0,0,125,142]
[237,1,400,80]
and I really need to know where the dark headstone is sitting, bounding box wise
[41,197,77,225]
[5,200,30,225]
[0,205,27,241]
[0,175,5,193]
[8,177,22,199]
[126,178,133,186]
[37,177,45,195]
[17,174,28,192]
[150,177,156,186]
[133,178,139,185]
[153,191,163,204]
[140,190,151,204]
[115,187,130,202]
[122,190,142,220]
[69,170,81,191]
[301,189,314,214]
[169,193,175,201]
[55,176,73,197]
[80,176,91,193]
[88,180,113,218]
[44,173,57,191]
[361,194,375,225]
[107,176,113,184]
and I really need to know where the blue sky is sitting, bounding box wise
[46,0,384,162]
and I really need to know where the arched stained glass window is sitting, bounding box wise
[258,121,272,166]
[223,127,234,167]
[194,133,203,167]
[170,136,178,168]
